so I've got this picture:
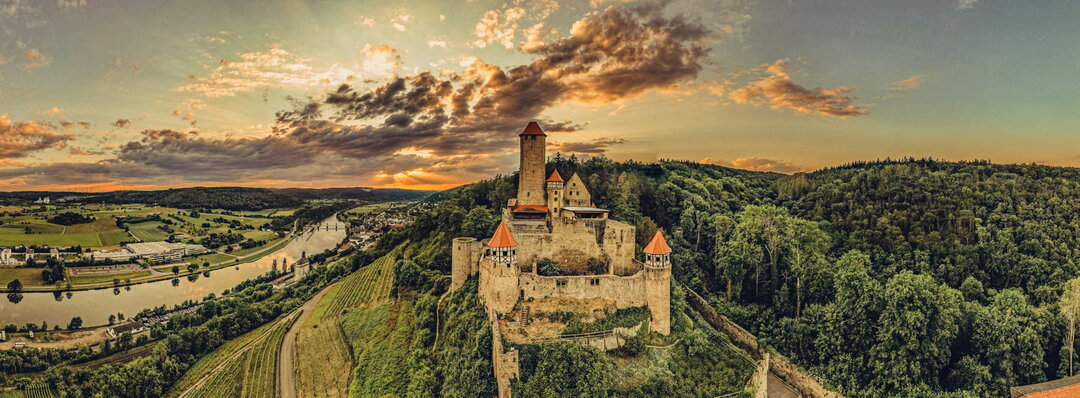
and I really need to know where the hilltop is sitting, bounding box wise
[376,156,1080,397]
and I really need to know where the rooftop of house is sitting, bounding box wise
[1012,374,1080,397]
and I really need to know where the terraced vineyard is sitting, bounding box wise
[23,382,57,398]
[169,311,298,398]
[325,248,399,315]
[294,248,400,398]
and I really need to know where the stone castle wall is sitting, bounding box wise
[509,217,636,274]
[519,271,648,309]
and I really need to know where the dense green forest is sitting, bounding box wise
[382,156,1080,397]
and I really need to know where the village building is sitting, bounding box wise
[107,321,147,338]
[450,122,673,398]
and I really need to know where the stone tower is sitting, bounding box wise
[451,237,482,291]
[545,169,564,216]
[480,221,521,314]
[517,122,547,207]
[643,231,672,335]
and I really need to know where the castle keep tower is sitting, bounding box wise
[643,231,672,335]
[517,122,547,207]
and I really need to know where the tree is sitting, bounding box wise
[108,314,116,325]
[1061,277,1080,376]
[461,207,498,239]
[870,271,963,393]
[518,342,614,398]
[68,316,83,330]
[171,265,180,275]
[6,279,21,291]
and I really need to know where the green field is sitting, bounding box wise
[168,312,298,398]
[0,267,46,287]
[127,221,169,242]
[295,249,399,398]
[67,270,151,285]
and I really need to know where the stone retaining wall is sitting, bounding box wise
[686,289,843,398]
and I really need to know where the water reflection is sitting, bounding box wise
[0,216,344,326]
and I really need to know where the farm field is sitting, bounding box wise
[344,202,401,216]
[0,203,289,250]
[294,248,399,398]
[168,311,298,398]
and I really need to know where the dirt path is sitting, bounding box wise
[9,325,111,349]
[277,281,337,398]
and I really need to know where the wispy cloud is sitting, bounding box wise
[0,114,75,157]
[891,75,925,90]
[23,48,50,71]
[956,0,977,10]
[471,7,525,49]
[728,60,867,119]
[702,157,804,174]
[550,138,627,154]
[175,44,360,97]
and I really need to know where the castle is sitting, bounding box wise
[450,121,673,335]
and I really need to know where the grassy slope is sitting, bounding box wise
[295,248,399,398]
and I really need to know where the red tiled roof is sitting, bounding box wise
[512,205,548,213]
[1014,374,1080,397]
[547,169,564,182]
[487,221,519,248]
[643,231,672,255]
[520,121,546,136]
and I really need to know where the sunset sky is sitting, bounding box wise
[0,0,1078,191]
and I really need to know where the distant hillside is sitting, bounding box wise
[70,186,433,211]
[271,187,434,202]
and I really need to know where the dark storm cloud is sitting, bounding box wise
[278,1,709,157]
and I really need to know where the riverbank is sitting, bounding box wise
[0,236,294,293]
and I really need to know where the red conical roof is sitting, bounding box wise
[519,121,546,136]
[643,231,672,255]
[546,169,564,182]
[487,221,519,248]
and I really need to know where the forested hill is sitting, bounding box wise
[272,187,435,201]
[38,186,433,210]
[384,156,1080,397]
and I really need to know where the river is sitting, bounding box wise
[0,216,346,327]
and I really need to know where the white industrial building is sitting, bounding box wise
[87,242,209,263]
